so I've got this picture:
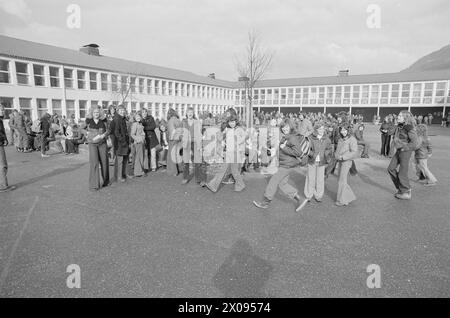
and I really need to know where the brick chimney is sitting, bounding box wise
[208,73,216,79]
[80,44,100,56]
[338,70,349,77]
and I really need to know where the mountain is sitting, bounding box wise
[402,44,450,73]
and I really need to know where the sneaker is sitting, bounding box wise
[335,201,348,207]
[0,186,16,193]
[315,197,323,203]
[296,199,309,212]
[199,181,207,188]
[395,192,411,200]
[253,200,270,209]
[41,154,50,158]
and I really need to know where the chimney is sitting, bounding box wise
[80,44,100,56]
[338,70,349,77]
[208,73,216,79]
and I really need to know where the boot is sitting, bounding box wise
[395,190,411,200]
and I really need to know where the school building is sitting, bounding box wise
[1,34,450,124]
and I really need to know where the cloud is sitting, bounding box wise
[0,0,449,80]
[0,0,32,21]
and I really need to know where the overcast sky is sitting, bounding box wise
[1,0,449,81]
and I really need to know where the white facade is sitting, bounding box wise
[0,56,237,122]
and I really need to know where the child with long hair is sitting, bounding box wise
[414,124,437,187]
[387,110,419,200]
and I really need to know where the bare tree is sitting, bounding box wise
[235,30,274,127]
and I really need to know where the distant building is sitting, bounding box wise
[1,35,450,123]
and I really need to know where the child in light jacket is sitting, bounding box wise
[414,124,437,186]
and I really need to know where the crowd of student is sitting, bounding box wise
[0,105,439,209]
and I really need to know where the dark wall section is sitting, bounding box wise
[302,106,325,113]
[410,106,444,124]
[352,107,377,122]
[280,107,301,114]
[325,107,350,115]
[379,107,409,120]
[257,107,279,113]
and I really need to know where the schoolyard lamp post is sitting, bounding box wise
[238,76,250,127]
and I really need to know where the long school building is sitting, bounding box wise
[0,35,237,122]
[235,71,450,124]
[1,34,450,124]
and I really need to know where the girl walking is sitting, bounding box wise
[387,111,418,200]
[414,124,437,187]
[335,124,359,206]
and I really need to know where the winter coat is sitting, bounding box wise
[168,116,182,142]
[392,124,419,152]
[113,115,130,156]
[142,115,159,149]
[130,121,146,144]
[415,137,432,159]
[279,134,308,168]
[335,136,359,161]
[181,119,202,163]
[13,113,27,133]
[308,133,333,166]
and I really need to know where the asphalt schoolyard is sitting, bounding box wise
[0,124,449,297]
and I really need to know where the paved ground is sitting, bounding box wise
[0,125,449,298]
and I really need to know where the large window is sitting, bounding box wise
[302,88,309,104]
[380,84,389,104]
[89,72,97,90]
[273,89,280,105]
[423,83,434,104]
[49,67,60,87]
[412,83,422,104]
[66,100,75,119]
[64,69,74,88]
[288,88,294,104]
[318,87,325,104]
[37,99,48,118]
[334,86,342,104]
[401,84,410,104]
[0,97,14,118]
[130,77,136,93]
[280,88,286,104]
[162,81,167,95]
[0,60,10,83]
[390,84,400,104]
[370,85,380,104]
[52,99,62,116]
[435,82,446,103]
[77,70,86,89]
[326,87,334,104]
[155,80,160,95]
[352,85,360,104]
[295,88,301,104]
[101,73,108,91]
[19,98,32,118]
[139,78,145,94]
[33,64,45,86]
[343,86,351,104]
[79,100,87,119]
[16,62,29,85]
[111,75,118,92]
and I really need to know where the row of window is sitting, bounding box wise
[0,96,229,121]
[236,82,450,105]
[0,59,234,100]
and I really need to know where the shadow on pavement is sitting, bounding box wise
[14,163,87,189]
[213,239,274,298]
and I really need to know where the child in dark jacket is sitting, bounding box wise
[304,122,333,202]
[414,124,437,186]
[253,120,308,212]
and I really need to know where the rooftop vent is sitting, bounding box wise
[208,73,216,79]
[338,70,349,77]
[80,44,100,56]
